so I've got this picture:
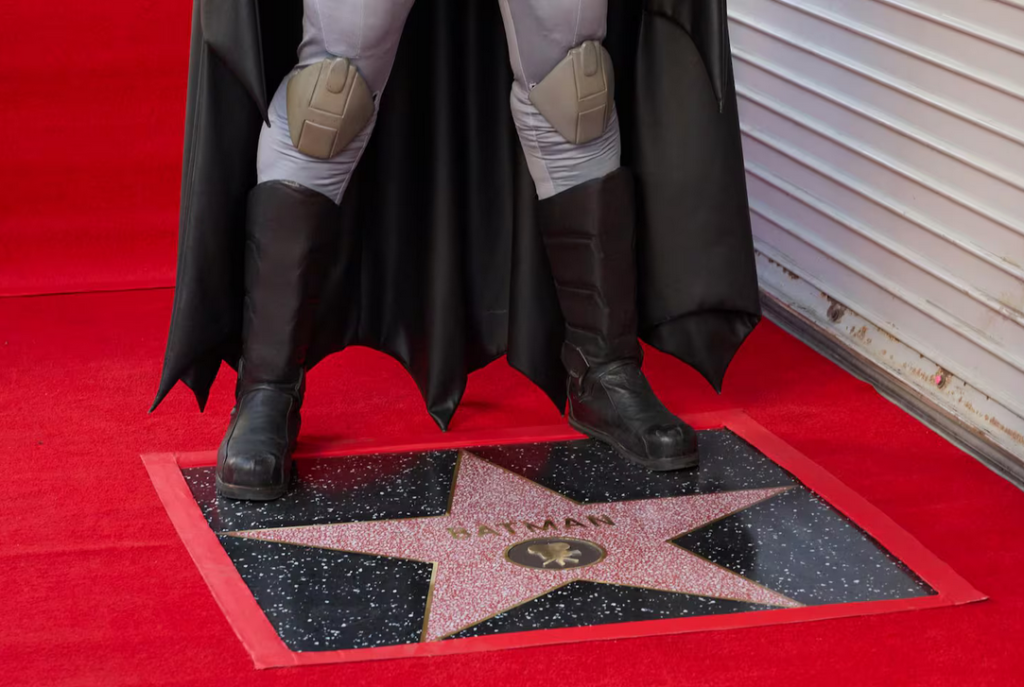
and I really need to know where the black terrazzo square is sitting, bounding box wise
[179,429,936,653]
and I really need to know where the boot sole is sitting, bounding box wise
[215,460,292,502]
[568,416,700,472]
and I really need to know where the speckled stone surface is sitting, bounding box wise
[219,536,433,651]
[183,430,935,652]
[673,487,933,605]
[467,431,800,502]
[185,449,458,533]
[234,455,799,641]
[449,582,778,640]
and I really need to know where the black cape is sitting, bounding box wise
[153,0,761,430]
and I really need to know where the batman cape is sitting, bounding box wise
[152,0,761,429]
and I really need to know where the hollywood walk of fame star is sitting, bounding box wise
[232,451,801,641]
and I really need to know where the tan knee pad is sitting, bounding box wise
[529,40,615,145]
[286,58,375,160]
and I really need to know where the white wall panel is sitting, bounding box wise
[730,0,1024,462]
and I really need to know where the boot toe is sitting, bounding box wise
[220,450,285,489]
[640,424,699,466]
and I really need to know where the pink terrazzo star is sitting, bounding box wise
[233,451,800,641]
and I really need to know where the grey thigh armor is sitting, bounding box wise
[530,40,615,145]
[286,57,376,160]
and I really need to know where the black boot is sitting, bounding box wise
[216,181,339,500]
[539,168,699,471]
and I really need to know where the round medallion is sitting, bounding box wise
[504,537,607,571]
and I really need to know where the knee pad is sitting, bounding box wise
[529,40,615,145]
[286,58,375,160]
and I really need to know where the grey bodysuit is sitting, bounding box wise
[257,0,621,203]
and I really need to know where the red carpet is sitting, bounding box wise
[0,3,187,296]
[2,291,1023,686]
[2,0,1024,684]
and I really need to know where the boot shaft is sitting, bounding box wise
[538,167,641,376]
[242,181,341,388]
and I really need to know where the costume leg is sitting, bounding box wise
[497,0,620,200]
[257,0,416,204]
[500,0,699,471]
[217,0,415,500]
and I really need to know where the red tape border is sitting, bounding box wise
[142,410,986,669]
